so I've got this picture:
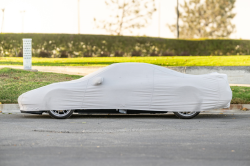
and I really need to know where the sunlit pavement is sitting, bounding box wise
[0,113,250,166]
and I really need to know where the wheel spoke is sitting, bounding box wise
[50,110,71,117]
[178,111,197,117]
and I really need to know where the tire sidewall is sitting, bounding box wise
[174,112,200,119]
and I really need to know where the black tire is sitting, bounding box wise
[174,112,200,119]
[48,110,74,119]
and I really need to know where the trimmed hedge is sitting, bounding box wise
[0,33,250,58]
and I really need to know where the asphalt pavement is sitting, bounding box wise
[0,113,250,166]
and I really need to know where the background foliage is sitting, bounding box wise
[168,0,236,38]
[94,0,156,35]
[0,33,250,58]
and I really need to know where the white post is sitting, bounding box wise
[23,38,32,70]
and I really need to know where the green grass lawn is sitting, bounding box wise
[0,68,249,104]
[230,86,250,104]
[1,56,250,66]
[0,68,82,104]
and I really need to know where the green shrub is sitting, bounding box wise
[39,51,51,58]
[0,33,250,57]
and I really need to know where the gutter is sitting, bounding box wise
[0,104,249,114]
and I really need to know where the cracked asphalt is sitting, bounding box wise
[0,113,250,166]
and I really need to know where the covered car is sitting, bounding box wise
[18,63,232,119]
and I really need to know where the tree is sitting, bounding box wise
[168,0,236,38]
[1,8,5,33]
[94,0,156,35]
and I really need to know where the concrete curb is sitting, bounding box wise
[0,104,20,113]
[0,104,249,114]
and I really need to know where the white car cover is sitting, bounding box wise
[18,63,232,112]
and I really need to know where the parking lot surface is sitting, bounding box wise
[0,113,250,166]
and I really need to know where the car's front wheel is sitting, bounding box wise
[174,112,200,119]
[48,110,74,119]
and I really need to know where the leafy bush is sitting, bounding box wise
[0,33,250,58]
[39,51,51,58]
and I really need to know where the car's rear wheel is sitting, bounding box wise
[48,110,74,119]
[174,111,200,119]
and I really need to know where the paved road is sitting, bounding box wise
[0,113,250,166]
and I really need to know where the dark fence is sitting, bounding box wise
[0,33,250,57]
